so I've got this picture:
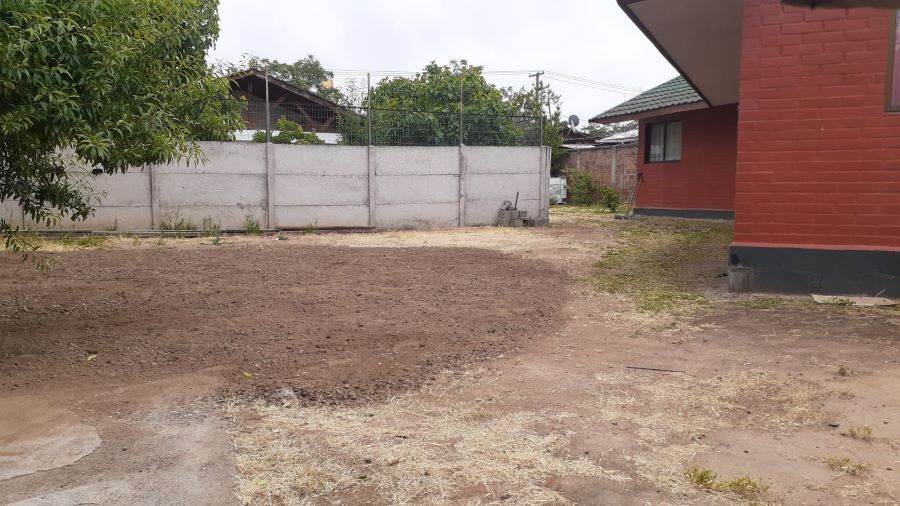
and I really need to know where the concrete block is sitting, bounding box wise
[466,199,540,226]
[375,175,459,205]
[273,144,367,176]
[274,175,368,206]
[374,146,458,175]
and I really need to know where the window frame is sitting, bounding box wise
[885,10,900,112]
[644,120,683,163]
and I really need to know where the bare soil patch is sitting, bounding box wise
[0,244,566,403]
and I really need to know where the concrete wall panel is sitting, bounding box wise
[0,201,23,227]
[374,147,458,175]
[376,175,458,205]
[376,203,459,229]
[158,205,265,230]
[274,175,367,206]
[157,174,266,207]
[87,171,151,206]
[466,173,541,201]
[466,146,541,174]
[274,145,367,176]
[274,205,369,228]
[155,142,267,175]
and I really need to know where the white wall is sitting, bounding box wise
[9,142,549,231]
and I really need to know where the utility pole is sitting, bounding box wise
[529,71,544,146]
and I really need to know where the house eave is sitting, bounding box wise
[590,101,707,124]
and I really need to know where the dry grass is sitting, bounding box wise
[848,424,873,441]
[684,467,769,499]
[589,369,824,495]
[824,456,870,476]
[589,221,733,312]
[226,379,628,505]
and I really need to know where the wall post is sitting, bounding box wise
[611,145,618,190]
[458,145,467,226]
[149,164,159,229]
[265,143,275,229]
[367,146,376,227]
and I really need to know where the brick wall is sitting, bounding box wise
[736,0,900,249]
[635,104,738,211]
[559,144,638,196]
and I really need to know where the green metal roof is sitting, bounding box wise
[590,76,703,123]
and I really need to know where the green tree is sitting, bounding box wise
[0,0,241,255]
[252,117,323,144]
[239,55,343,103]
[361,60,539,146]
[503,80,564,168]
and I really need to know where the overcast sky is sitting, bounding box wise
[208,0,677,124]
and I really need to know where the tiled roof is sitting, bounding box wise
[590,76,702,122]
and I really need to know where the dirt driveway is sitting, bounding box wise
[1,209,898,505]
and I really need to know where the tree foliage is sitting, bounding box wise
[252,117,323,145]
[0,0,241,254]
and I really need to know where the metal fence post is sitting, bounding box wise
[367,73,372,146]
[264,66,271,143]
[459,73,464,146]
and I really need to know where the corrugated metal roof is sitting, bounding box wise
[598,130,638,144]
[590,76,702,122]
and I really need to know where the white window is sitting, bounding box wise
[646,121,682,162]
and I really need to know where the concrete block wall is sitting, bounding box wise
[6,142,548,231]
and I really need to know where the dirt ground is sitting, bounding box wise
[1,208,899,505]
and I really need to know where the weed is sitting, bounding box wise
[566,168,599,205]
[740,296,783,309]
[848,424,872,441]
[590,222,732,312]
[302,221,318,235]
[824,296,855,306]
[131,237,141,247]
[201,216,220,237]
[103,219,118,232]
[244,215,261,235]
[59,234,109,248]
[837,364,852,376]
[684,467,769,499]
[158,209,195,235]
[824,456,870,476]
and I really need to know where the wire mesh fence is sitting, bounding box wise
[228,99,541,147]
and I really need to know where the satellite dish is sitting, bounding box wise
[568,115,580,128]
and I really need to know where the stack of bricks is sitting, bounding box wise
[496,209,529,227]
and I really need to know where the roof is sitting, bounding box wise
[589,76,703,123]
[229,68,338,107]
[597,130,638,144]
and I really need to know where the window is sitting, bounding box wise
[887,10,900,111]
[646,121,682,162]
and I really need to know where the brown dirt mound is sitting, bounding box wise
[0,244,566,403]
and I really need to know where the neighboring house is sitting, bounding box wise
[559,125,598,145]
[229,68,340,143]
[559,132,638,197]
[592,0,899,297]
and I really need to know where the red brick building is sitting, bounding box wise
[593,0,900,296]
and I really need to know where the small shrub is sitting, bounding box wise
[848,424,872,441]
[303,221,318,235]
[244,215,262,235]
[104,219,118,232]
[837,364,851,376]
[685,467,768,499]
[252,117,324,145]
[597,185,621,212]
[824,456,869,476]
[566,169,599,206]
